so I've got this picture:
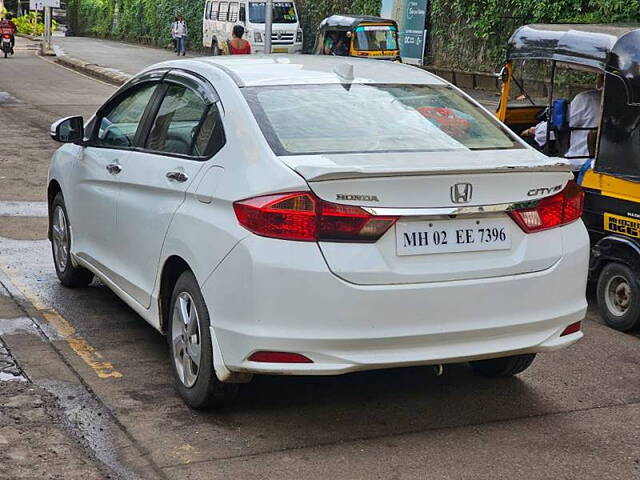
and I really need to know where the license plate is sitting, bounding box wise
[396,218,512,256]
[272,47,288,53]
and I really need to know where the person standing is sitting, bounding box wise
[170,16,179,53]
[172,15,188,56]
[229,25,251,55]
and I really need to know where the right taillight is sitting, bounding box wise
[233,192,398,242]
[509,180,584,233]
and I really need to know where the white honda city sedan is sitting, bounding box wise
[48,55,589,409]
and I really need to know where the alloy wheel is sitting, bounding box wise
[604,274,632,317]
[52,205,69,272]
[172,292,202,388]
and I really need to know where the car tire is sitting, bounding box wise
[50,193,94,288]
[168,270,238,410]
[470,354,536,377]
[596,262,640,331]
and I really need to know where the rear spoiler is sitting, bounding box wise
[295,162,572,182]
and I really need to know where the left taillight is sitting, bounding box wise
[233,191,398,242]
[509,180,584,233]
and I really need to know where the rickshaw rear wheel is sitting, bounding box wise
[596,262,640,331]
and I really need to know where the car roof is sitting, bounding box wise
[188,54,446,87]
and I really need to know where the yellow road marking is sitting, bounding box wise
[0,257,123,379]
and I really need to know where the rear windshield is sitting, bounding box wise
[354,26,398,51]
[243,84,522,155]
[249,2,297,23]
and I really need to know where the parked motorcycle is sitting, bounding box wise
[1,33,12,58]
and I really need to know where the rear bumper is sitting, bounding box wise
[202,221,589,376]
[253,44,303,54]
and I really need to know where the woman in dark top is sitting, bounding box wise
[229,25,251,55]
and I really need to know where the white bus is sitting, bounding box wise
[202,1,303,54]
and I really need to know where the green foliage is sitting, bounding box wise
[69,0,205,47]
[14,12,57,35]
[69,0,381,51]
[430,0,640,71]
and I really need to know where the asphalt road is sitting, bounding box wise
[1,37,640,479]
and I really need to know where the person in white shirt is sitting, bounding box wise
[170,16,179,53]
[522,74,603,171]
[172,15,188,56]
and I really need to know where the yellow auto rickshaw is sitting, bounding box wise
[497,24,640,332]
[313,15,401,61]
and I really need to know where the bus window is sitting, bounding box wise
[218,2,229,21]
[239,4,246,22]
[229,2,239,22]
[211,2,219,20]
[205,1,211,19]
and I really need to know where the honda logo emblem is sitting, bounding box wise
[450,183,473,203]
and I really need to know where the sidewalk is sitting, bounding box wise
[53,35,201,84]
[0,287,107,479]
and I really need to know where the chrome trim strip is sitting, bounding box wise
[362,201,537,217]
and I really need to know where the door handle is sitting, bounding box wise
[106,163,122,175]
[166,171,189,183]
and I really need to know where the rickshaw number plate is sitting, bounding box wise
[396,218,512,256]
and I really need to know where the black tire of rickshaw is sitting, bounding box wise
[596,262,640,332]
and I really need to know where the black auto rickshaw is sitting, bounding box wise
[313,15,401,61]
[497,24,640,331]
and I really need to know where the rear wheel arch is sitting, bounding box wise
[591,235,640,280]
[159,256,193,333]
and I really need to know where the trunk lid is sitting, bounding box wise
[281,150,573,285]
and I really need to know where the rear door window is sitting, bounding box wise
[144,83,225,157]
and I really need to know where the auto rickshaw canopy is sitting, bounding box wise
[507,24,640,104]
[318,15,398,33]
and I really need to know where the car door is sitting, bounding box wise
[69,80,160,274]
[113,71,225,308]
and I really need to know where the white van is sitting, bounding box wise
[202,1,303,54]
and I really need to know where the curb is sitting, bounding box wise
[54,54,131,86]
[16,33,41,42]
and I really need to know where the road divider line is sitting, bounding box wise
[0,257,123,379]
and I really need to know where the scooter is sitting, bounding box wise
[1,34,12,58]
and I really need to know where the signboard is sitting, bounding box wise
[380,0,428,65]
[29,0,44,10]
[30,0,59,10]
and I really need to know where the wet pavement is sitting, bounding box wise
[0,36,639,479]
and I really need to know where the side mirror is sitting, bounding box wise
[497,65,509,83]
[51,116,84,144]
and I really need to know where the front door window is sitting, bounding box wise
[95,84,157,148]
